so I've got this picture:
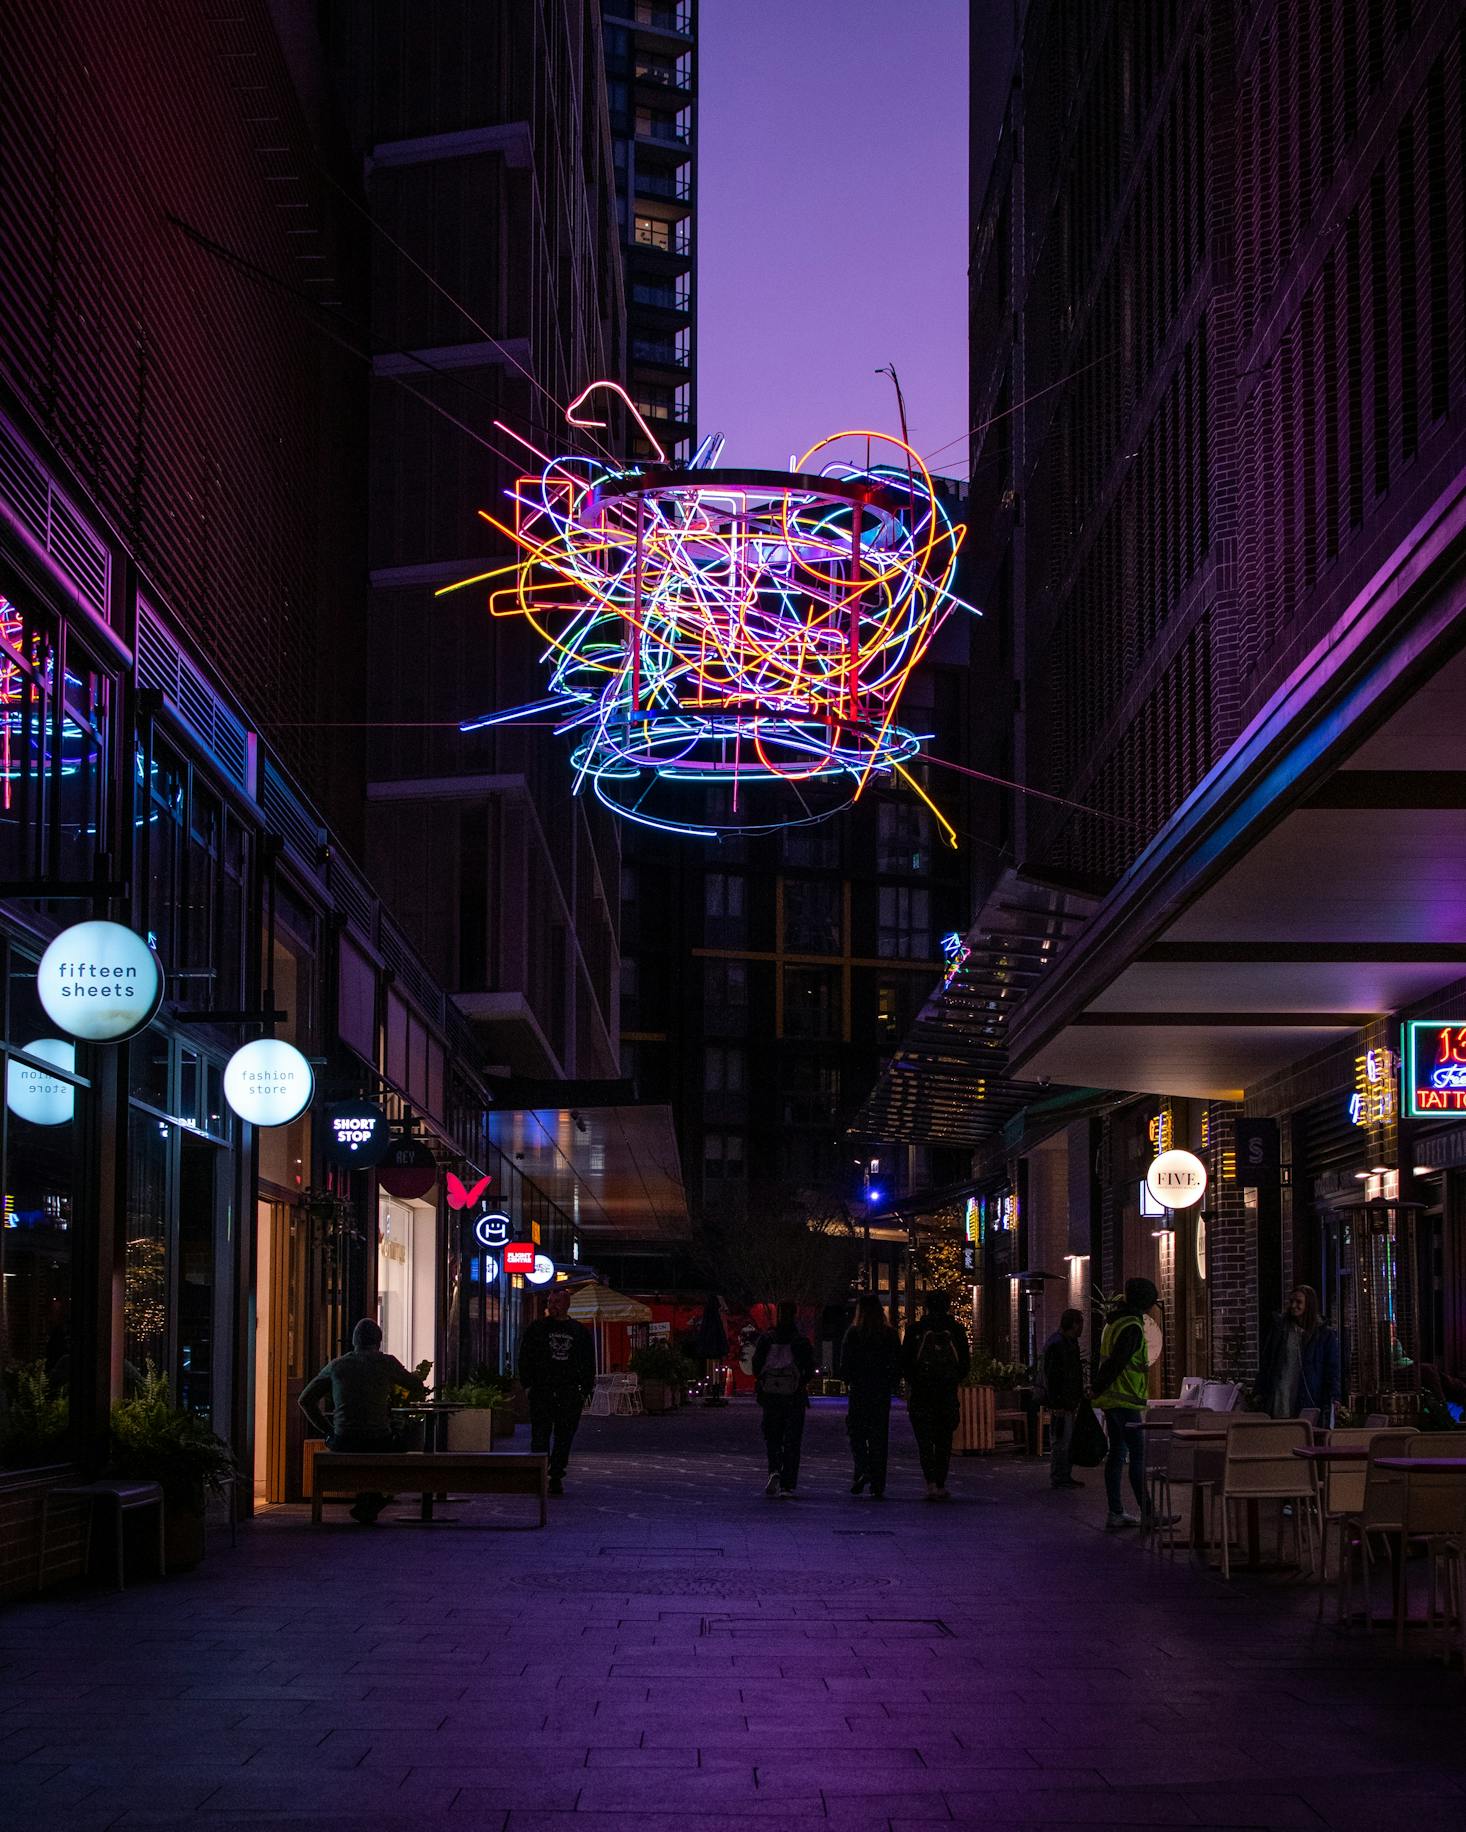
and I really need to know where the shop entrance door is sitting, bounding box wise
[252,1197,307,1505]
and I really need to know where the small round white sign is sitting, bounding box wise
[525,1252,556,1287]
[223,1038,314,1128]
[1146,1148,1208,1210]
[480,1254,501,1282]
[37,921,163,1043]
[5,1039,76,1126]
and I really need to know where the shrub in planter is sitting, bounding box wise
[629,1343,691,1413]
[439,1376,513,1448]
[0,1360,69,1468]
[109,1367,235,1571]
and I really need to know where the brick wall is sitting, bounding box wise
[1206,1102,1258,1381]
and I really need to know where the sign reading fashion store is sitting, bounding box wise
[37,921,164,1043]
[1404,1020,1466,1117]
[1145,1148,1208,1211]
[223,1039,315,1127]
[5,1039,77,1126]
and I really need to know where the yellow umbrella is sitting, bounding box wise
[566,1284,652,1374]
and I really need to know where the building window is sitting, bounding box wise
[878,885,930,959]
[633,214,672,251]
[703,1131,745,1182]
[876,974,923,1040]
[784,966,838,1039]
[783,878,841,954]
[783,822,840,869]
[703,1044,746,1093]
[877,801,931,872]
[782,1055,841,1125]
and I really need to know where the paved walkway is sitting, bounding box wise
[2,1399,1465,1831]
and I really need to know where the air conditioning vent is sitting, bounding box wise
[136,599,253,798]
[0,414,112,620]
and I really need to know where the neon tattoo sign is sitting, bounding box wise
[1403,1021,1466,1116]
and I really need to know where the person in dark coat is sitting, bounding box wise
[1040,1308,1087,1490]
[1256,1284,1342,1424]
[839,1294,903,1497]
[518,1286,595,1495]
[752,1301,816,1497]
[901,1292,972,1501]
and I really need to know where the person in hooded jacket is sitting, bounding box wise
[1256,1284,1341,1424]
[839,1294,903,1497]
[518,1286,595,1496]
[901,1292,972,1501]
[752,1301,816,1496]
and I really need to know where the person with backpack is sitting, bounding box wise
[752,1301,816,1497]
[1092,1277,1162,1530]
[839,1294,903,1497]
[901,1291,971,1501]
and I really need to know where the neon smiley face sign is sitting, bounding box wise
[444,397,975,841]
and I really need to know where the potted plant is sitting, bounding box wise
[629,1342,689,1414]
[108,1367,235,1570]
[439,1374,514,1450]
[955,1349,1031,1454]
[0,1360,69,1468]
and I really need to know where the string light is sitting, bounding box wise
[443,389,975,839]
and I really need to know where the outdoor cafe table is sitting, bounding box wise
[1374,1457,1466,1473]
[389,1404,465,1521]
[1291,1444,1370,1461]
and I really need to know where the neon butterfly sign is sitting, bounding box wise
[446,1173,492,1210]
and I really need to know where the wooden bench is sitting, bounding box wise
[310,1451,548,1528]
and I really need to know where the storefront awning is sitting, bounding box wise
[1006,469,1466,1099]
[486,1098,690,1243]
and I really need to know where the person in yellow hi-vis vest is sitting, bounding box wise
[1092,1278,1163,1531]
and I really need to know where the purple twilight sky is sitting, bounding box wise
[697,1,1010,479]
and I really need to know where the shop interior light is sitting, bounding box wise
[1354,1171,1371,1180]
[1412,1165,1438,1176]
[1370,1164,1392,1175]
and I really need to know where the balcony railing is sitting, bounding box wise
[635,58,691,92]
[632,337,690,369]
[635,111,690,147]
[631,280,691,312]
[633,168,692,203]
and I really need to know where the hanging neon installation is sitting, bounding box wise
[442,384,975,839]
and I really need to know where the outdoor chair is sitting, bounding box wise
[1396,1432,1466,1649]
[1334,1430,1420,1628]
[1209,1418,1314,1579]
[1309,1428,1395,1618]
[1428,1486,1466,1670]
[1143,1405,1198,1553]
[587,1375,615,1418]
[610,1372,644,1416]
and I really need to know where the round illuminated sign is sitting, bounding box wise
[1143,1315,1164,1365]
[473,1212,512,1249]
[480,1254,501,1281]
[223,1039,314,1128]
[322,1100,392,1166]
[525,1252,556,1287]
[37,921,163,1043]
[377,1136,437,1200]
[1195,1216,1208,1281]
[5,1039,76,1126]
[1145,1149,1207,1210]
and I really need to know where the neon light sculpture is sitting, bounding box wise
[444,385,973,840]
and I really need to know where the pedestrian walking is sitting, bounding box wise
[901,1291,971,1501]
[298,1317,426,1524]
[1093,1277,1161,1530]
[517,1285,595,1496]
[839,1294,902,1497]
[1256,1284,1341,1425]
[752,1300,815,1497]
[1041,1307,1087,1489]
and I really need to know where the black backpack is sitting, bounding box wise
[914,1325,960,1382]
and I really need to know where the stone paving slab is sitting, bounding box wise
[3,1398,1465,1829]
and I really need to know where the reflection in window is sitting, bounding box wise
[878,885,931,959]
[784,966,838,1039]
[1,955,84,1466]
[125,1109,170,1379]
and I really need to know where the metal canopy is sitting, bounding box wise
[852,867,1096,1146]
[486,1101,690,1242]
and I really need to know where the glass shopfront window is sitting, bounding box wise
[1,941,92,1469]
[0,587,110,889]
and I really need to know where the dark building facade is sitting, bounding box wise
[603,0,697,462]
[862,0,1466,1403]
[324,0,628,1084]
[0,0,682,1596]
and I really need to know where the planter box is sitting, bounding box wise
[953,1385,996,1455]
[446,1409,494,1452]
[641,1380,673,1414]
[491,1407,516,1440]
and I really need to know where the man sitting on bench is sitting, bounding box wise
[300,1318,427,1524]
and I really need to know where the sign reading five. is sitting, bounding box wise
[1404,1020,1466,1116]
[223,1038,315,1127]
[1145,1149,1207,1211]
[37,921,164,1043]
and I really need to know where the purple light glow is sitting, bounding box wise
[699,1,985,474]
